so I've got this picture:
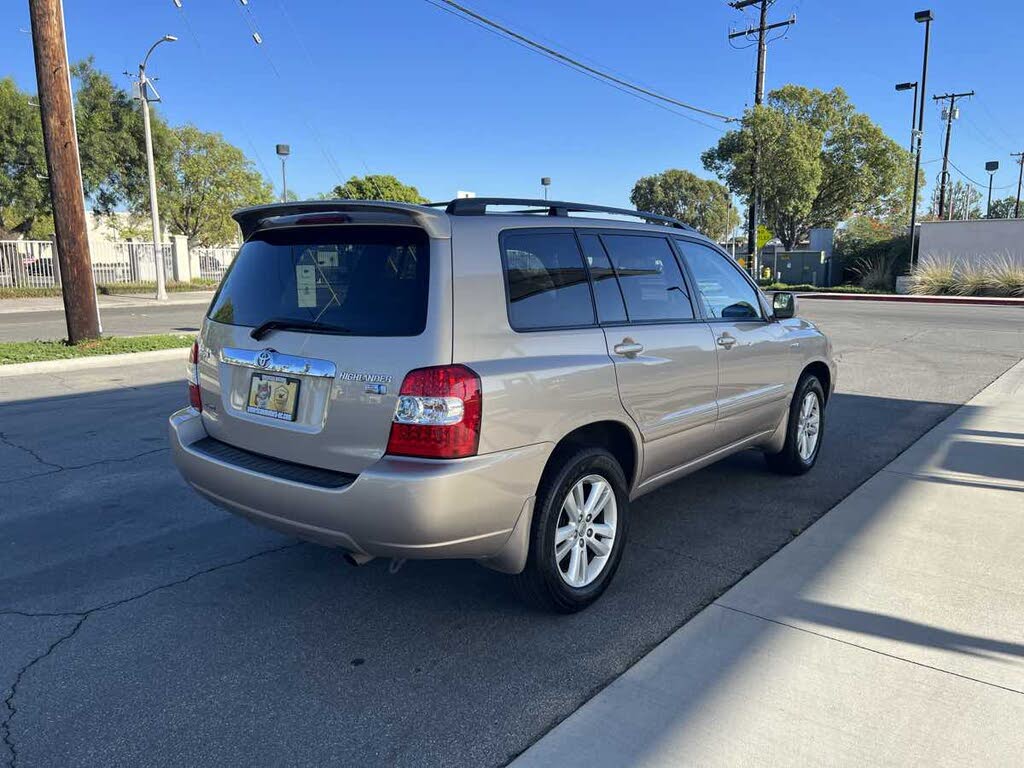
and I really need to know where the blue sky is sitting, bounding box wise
[3,1,1021,208]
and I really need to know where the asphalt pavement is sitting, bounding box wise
[1,301,1022,767]
[0,295,211,342]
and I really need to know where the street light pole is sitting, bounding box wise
[138,35,176,301]
[985,161,999,218]
[1012,152,1024,219]
[908,10,932,269]
[276,144,290,202]
[895,81,918,153]
[541,176,551,200]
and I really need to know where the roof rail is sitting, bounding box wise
[430,198,696,231]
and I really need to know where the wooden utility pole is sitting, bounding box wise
[729,0,796,277]
[28,0,100,342]
[932,90,974,219]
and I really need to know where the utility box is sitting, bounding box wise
[770,250,829,286]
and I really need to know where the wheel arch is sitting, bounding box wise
[800,359,832,403]
[541,420,639,494]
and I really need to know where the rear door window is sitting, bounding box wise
[600,234,695,322]
[578,233,627,324]
[207,225,429,336]
[502,231,595,330]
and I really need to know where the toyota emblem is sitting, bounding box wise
[256,350,272,369]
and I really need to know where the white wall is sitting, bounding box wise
[919,219,1024,266]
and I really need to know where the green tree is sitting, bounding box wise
[329,174,427,203]
[987,196,1020,219]
[927,180,982,221]
[702,85,910,250]
[629,168,739,237]
[162,124,274,246]
[72,59,174,218]
[0,77,50,238]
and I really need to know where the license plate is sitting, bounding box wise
[246,373,301,422]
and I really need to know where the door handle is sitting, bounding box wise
[613,339,644,358]
[716,333,737,350]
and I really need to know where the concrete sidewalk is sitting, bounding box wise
[0,290,214,314]
[515,359,1024,767]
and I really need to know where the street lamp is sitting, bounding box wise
[985,161,999,218]
[276,144,290,202]
[541,176,551,200]
[895,81,918,153]
[138,34,177,301]
[908,10,932,269]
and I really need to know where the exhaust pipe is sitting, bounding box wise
[343,552,374,567]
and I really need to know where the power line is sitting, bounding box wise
[421,0,736,124]
[171,2,275,185]
[271,0,387,199]
[226,0,347,189]
[947,158,1015,191]
[421,0,728,132]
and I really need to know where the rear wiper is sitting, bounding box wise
[250,317,352,340]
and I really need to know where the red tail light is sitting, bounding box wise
[187,339,203,411]
[386,365,481,459]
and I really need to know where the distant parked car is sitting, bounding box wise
[170,198,835,612]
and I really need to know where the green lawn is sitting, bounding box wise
[0,334,193,365]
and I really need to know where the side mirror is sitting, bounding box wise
[772,291,796,320]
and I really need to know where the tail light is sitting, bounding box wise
[187,339,202,411]
[386,365,481,459]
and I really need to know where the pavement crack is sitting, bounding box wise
[0,541,300,765]
[2,616,87,768]
[0,446,170,487]
[0,432,63,473]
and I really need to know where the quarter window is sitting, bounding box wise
[676,240,762,320]
[502,231,595,330]
[600,234,694,322]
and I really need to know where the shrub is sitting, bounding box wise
[910,257,956,295]
[834,233,911,292]
[952,261,991,296]
[987,257,1024,297]
[761,282,867,294]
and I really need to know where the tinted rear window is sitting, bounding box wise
[207,225,429,336]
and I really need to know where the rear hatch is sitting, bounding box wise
[197,220,452,475]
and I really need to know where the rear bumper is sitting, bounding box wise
[169,408,550,569]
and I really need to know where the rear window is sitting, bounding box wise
[207,225,429,336]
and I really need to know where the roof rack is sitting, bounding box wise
[430,198,696,231]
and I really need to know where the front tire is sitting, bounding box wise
[513,447,629,613]
[765,374,825,475]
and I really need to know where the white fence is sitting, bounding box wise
[0,238,237,290]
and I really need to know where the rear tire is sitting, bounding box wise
[512,447,629,613]
[765,374,825,475]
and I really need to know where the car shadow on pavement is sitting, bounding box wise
[0,380,1016,766]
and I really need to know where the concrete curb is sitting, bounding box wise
[0,346,189,378]
[795,292,1024,307]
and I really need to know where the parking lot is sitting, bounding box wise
[2,300,1022,767]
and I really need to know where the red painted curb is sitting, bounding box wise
[795,293,1024,307]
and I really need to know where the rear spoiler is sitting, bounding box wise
[232,200,451,241]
